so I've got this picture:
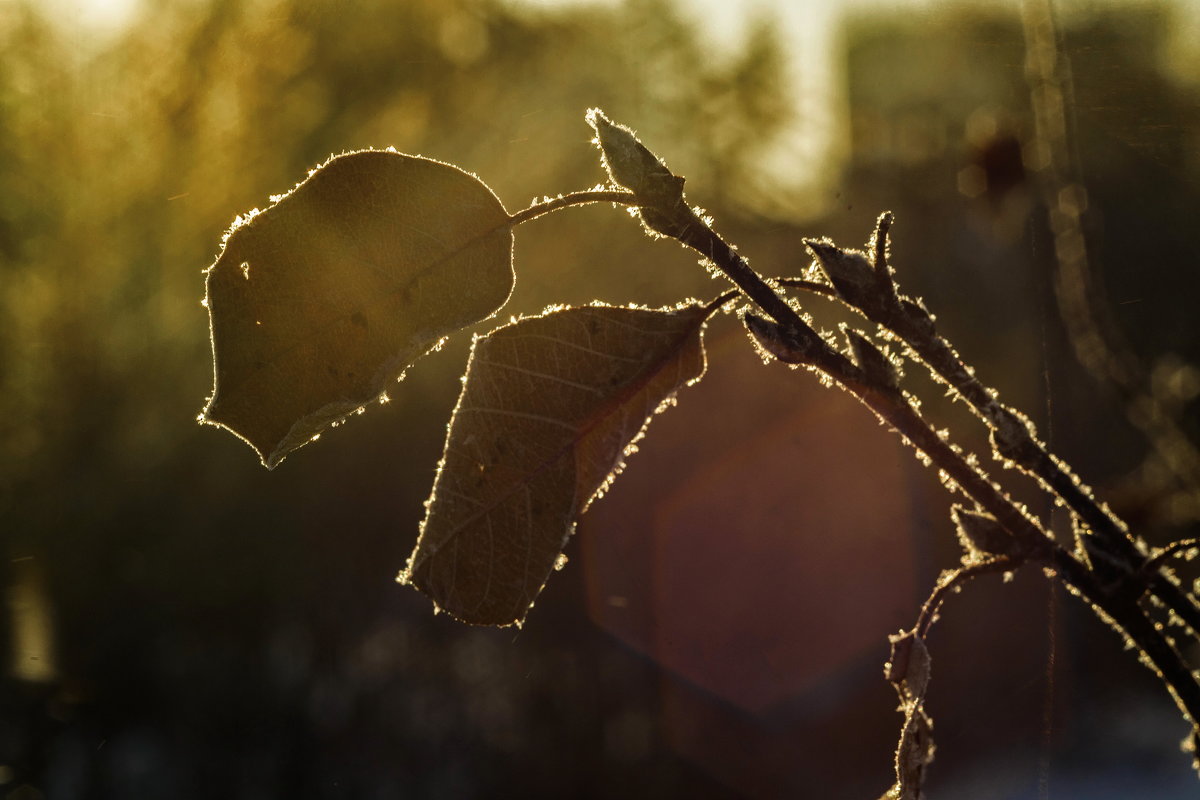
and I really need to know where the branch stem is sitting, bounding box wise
[704,279,835,319]
[916,558,1020,639]
[651,199,1200,732]
[669,209,812,330]
[1143,539,1200,577]
[781,257,1200,639]
[506,190,637,228]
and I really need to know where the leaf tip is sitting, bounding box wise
[583,107,679,206]
[584,106,610,128]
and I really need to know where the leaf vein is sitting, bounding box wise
[504,333,644,363]
[474,358,604,394]
[459,405,578,431]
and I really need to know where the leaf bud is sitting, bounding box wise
[869,211,899,296]
[586,108,683,210]
[744,313,825,365]
[989,407,1040,466]
[805,239,875,306]
[845,329,901,391]
[899,298,936,338]
[952,505,1020,559]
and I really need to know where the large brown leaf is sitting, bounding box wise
[400,303,710,626]
[201,150,513,468]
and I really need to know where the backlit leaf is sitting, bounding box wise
[883,631,935,800]
[201,150,513,468]
[400,303,710,626]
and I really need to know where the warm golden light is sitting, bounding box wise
[8,560,55,683]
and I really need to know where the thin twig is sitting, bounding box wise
[916,557,1021,639]
[506,189,637,228]
[776,277,842,301]
[669,210,1200,733]
[671,212,813,332]
[655,205,1059,558]
[778,239,1200,637]
[702,279,837,319]
[1143,539,1200,577]
[597,117,1200,732]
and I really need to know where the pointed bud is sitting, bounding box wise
[952,505,1020,559]
[870,211,898,295]
[845,329,901,390]
[585,109,684,208]
[989,407,1040,466]
[899,298,936,338]
[805,239,875,305]
[744,313,826,365]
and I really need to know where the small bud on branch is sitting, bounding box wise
[952,505,1023,560]
[845,329,902,391]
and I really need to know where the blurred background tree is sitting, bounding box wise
[1,0,1199,797]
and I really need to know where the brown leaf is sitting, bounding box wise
[201,150,513,468]
[400,303,710,626]
[883,630,935,800]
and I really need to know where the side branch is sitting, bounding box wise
[915,558,1020,639]
[664,207,1200,735]
[768,318,1200,731]
[506,190,638,228]
[788,228,1200,639]
[1143,539,1200,578]
[671,210,813,333]
[583,108,1200,745]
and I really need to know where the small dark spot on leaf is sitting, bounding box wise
[350,311,368,330]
